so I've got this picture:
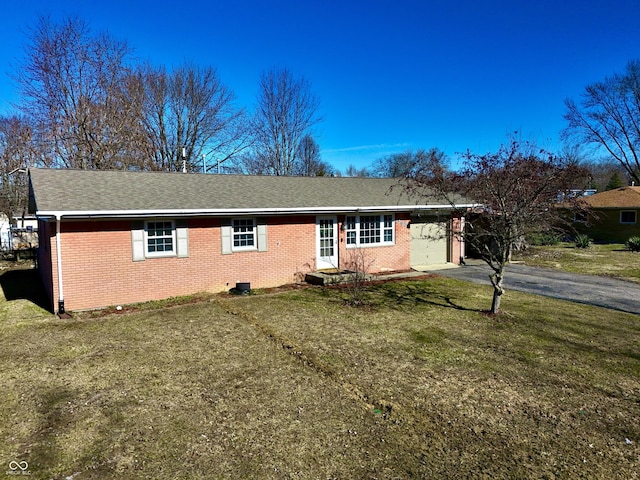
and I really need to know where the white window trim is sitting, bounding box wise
[144,220,177,258]
[232,217,257,252]
[344,214,395,248]
[620,210,637,225]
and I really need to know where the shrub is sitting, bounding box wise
[574,234,592,249]
[626,236,640,252]
[528,232,561,246]
[342,247,374,306]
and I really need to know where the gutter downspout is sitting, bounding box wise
[459,216,466,264]
[55,214,65,315]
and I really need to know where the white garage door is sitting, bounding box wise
[410,219,449,267]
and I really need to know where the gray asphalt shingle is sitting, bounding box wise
[29,168,462,215]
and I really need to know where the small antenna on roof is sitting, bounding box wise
[182,147,187,173]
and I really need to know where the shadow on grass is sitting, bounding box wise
[0,267,51,312]
[380,282,484,313]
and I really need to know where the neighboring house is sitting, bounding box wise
[0,214,10,251]
[28,168,473,313]
[572,186,640,242]
[0,212,38,252]
[11,212,38,252]
[14,212,38,231]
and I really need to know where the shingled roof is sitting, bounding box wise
[29,168,471,218]
[581,186,640,208]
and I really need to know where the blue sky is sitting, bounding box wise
[1,0,639,173]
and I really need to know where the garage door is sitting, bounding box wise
[410,219,449,266]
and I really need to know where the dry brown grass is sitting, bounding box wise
[0,271,639,479]
[514,242,640,283]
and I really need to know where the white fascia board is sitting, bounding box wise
[35,204,479,220]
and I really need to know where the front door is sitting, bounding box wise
[316,216,338,270]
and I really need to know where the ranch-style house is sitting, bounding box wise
[28,168,473,313]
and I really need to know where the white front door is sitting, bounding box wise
[316,216,338,270]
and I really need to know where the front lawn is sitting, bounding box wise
[1,276,638,478]
[513,242,640,283]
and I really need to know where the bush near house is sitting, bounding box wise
[574,233,592,248]
[527,232,562,246]
[627,236,640,252]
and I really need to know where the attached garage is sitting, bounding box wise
[29,168,471,313]
[410,217,450,267]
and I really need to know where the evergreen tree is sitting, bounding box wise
[605,171,624,190]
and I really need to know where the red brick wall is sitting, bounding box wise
[451,216,464,263]
[43,213,420,311]
[42,212,457,311]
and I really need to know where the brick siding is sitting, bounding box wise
[41,213,422,311]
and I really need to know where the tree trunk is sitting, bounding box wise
[489,271,504,314]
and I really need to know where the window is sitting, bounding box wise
[221,218,267,255]
[620,210,637,224]
[573,212,587,223]
[345,216,357,245]
[384,214,393,242]
[343,214,394,247]
[145,221,175,256]
[359,215,381,244]
[233,218,256,250]
[132,220,187,261]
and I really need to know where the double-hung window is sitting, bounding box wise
[221,218,267,254]
[232,218,256,250]
[145,220,175,257]
[132,220,187,261]
[344,214,394,247]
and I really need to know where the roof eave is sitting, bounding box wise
[35,204,479,220]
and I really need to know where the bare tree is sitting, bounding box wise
[581,158,630,191]
[249,68,321,175]
[403,139,591,314]
[15,17,147,170]
[343,164,371,177]
[342,247,375,306]
[563,59,640,184]
[295,135,333,176]
[139,63,250,172]
[0,115,39,219]
[371,148,446,178]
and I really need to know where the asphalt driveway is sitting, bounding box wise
[427,259,640,315]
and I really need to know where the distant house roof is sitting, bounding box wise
[29,168,473,219]
[580,186,640,209]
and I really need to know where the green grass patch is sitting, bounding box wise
[1,277,639,479]
[514,242,640,282]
